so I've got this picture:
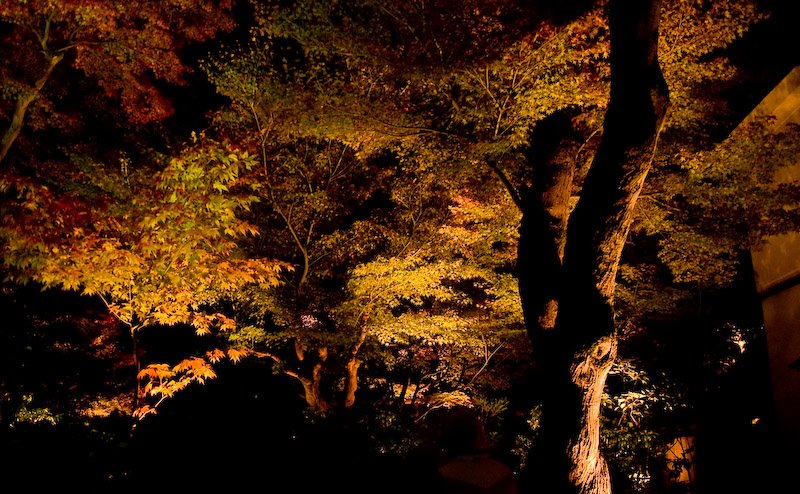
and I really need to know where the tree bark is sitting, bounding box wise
[303,347,332,412]
[0,53,63,165]
[343,357,361,408]
[518,110,578,338]
[521,1,668,493]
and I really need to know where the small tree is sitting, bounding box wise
[0,139,285,417]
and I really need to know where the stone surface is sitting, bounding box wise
[437,455,517,494]
[747,65,800,440]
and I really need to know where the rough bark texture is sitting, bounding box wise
[518,110,579,338]
[343,357,361,408]
[521,1,668,493]
[302,347,332,412]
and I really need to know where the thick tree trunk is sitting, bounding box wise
[0,53,63,165]
[518,111,578,338]
[521,1,668,493]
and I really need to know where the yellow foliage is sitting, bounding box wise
[138,364,175,382]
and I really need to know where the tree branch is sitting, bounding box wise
[486,160,523,210]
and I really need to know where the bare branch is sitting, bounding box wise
[487,160,523,210]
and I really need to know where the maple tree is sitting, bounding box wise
[0,0,798,491]
[0,138,285,416]
[236,137,387,412]
[219,0,621,489]
[200,22,533,415]
[200,119,525,414]
[348,192,527,410]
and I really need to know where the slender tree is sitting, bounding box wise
[0,140,285,416]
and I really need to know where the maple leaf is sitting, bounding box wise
[133,405,155,420]
[227,348,250,364]
[173,357,207,374]
[138,364,174,381]
[206,348,226,363]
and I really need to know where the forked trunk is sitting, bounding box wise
[520,1,668,493]
[303,347,332,412]
[518,111,576,337]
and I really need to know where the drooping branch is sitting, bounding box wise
[487,160,523,210]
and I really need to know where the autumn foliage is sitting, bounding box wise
[0,139,287,415]
[1,1,799,492]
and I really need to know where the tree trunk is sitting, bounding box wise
[343,357,361,408]
[301,347,332,413]
[300,371,332,412]
[396,377,410,409]
[300,376,332,413]
[132,328,142,414]
[518,110,578,338]
[0,53,63,165]
[521,1,668,493]
[343,324,368,408]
